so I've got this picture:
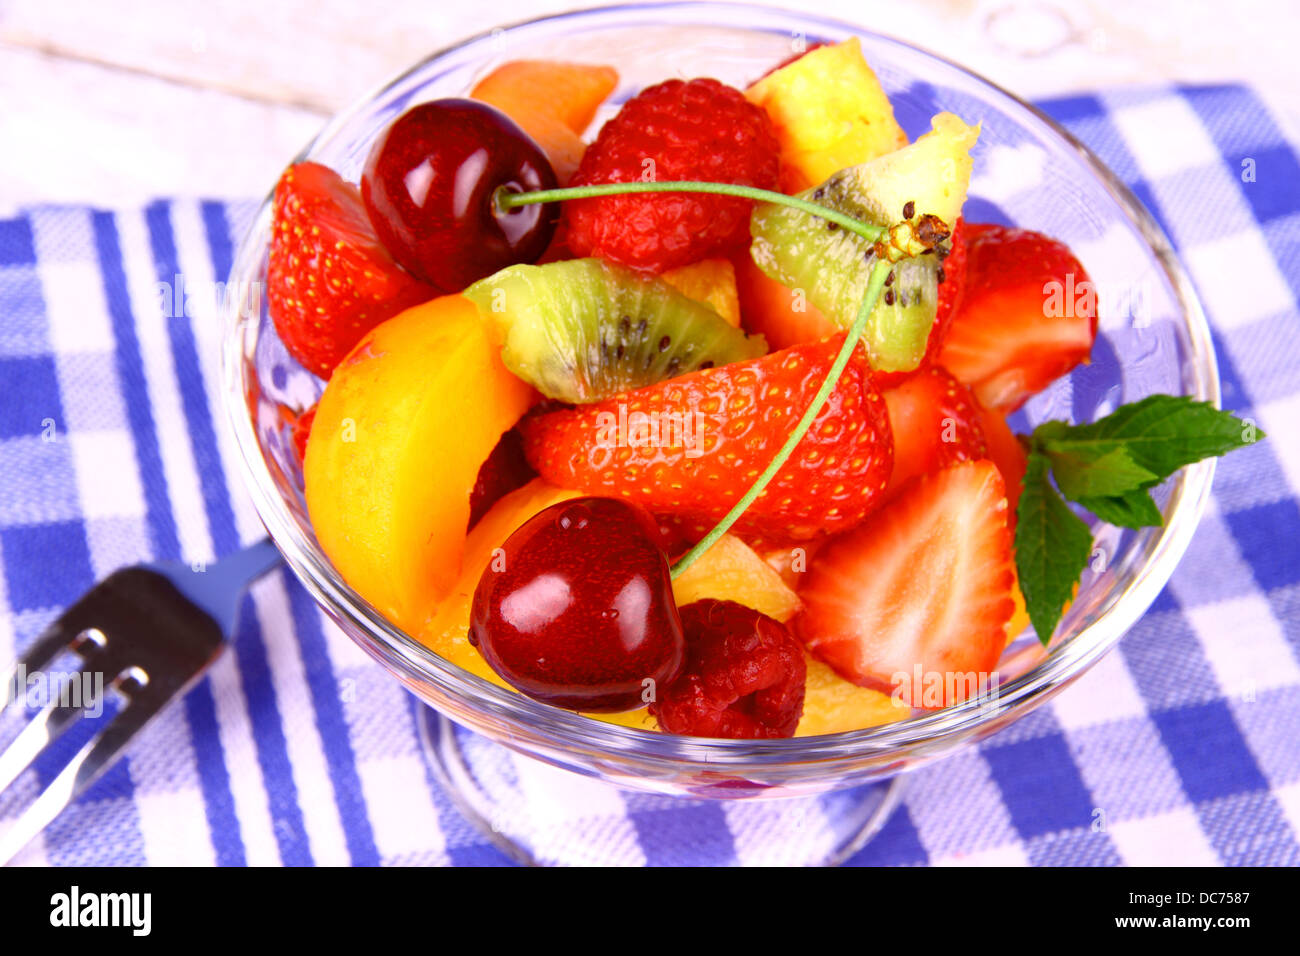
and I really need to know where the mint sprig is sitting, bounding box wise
[1015,395,1261,644]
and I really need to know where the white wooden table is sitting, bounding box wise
[2,0,1296,209]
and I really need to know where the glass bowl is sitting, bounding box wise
[221,3,1217,809]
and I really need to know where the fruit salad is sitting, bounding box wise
[269,41,1256,740]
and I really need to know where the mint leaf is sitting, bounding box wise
[1015,453,1094,645]
[1076,488,1164,529]
[1037,395,1261,480]
[1046,445,1159,501]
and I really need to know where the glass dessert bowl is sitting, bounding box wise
[221,3,1218,858]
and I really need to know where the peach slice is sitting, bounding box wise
[732,252,838,350]
[304,294,535,632]
[796,656,909,736]
[470,60,618,184]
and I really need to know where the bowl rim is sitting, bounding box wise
[222,1,1220,767]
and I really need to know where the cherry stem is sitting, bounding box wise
[496,181,886,244]
[669,258,894,579]
[498,177,922,580]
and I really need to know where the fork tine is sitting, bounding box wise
[0,700,87,795]
[0,698,156,866]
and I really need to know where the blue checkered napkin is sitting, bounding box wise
[0,84,1297,866]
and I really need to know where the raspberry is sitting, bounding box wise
[650,600,806,739]
[565,78,780,273]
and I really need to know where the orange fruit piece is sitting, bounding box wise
[470,60,618,184]
[304,295,535,631]
[796,656,910,736]
[732,252,837,350]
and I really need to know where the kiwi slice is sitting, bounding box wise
[463,259,767,403]
[749,112,980,373]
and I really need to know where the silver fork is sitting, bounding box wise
[0,539,282,864]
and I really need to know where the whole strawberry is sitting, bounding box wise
[564,78,780,273]
[521,335,893,543]
[268,162,436,378]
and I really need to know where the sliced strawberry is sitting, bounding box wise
[521,335,894,544]
[975,400,1027,523]
[880,365,987,502]
[795,460,1015,709]
[937,223,1096,413]
[268,162,436,379]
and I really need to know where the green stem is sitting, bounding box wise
[669,259,894,579]
[497,181,885,244]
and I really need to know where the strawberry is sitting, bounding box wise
[795,460,1015,709]
[520,335,893,543]
[564,78,781,273]
[880,365,987,502]
[268,162,435,378]
[937,223,1096,413]
[975,400,1027,523]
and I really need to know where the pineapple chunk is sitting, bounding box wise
[746,38,908,192]
[661,258,742,327]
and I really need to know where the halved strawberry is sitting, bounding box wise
[879,365,987,502]
[795,460,1015,709]
[268,162,435,378]
[975,400,1027,522]
[521,335,893,544]
[937,223,1096,413]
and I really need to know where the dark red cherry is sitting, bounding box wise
[469,497,685,712]
[360,99,558,292]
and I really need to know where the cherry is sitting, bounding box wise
[361,99,558,293]
[469,497,685,712]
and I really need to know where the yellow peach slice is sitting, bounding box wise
[304,294,534,632]
[470,60,619,184]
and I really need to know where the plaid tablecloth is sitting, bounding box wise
[1,84,1297,866]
